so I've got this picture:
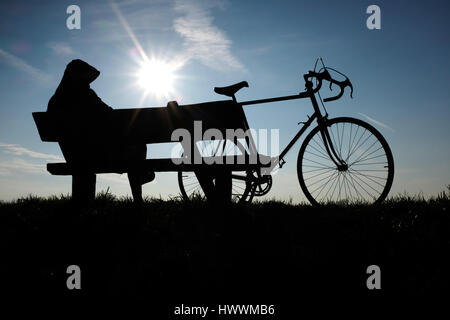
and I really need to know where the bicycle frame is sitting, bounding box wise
[238,86,346,173]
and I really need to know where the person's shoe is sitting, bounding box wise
[141,170,155,184]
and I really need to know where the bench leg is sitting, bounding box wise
[72,173,96,204]
[196,170,232,204]
[128,171,143,204]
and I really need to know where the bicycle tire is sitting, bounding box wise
[297,117,394,205]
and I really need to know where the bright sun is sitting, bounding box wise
[137,59,176,97]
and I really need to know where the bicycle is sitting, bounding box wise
[178,57,394,205]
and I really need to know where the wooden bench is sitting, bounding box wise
[33,100,270,202]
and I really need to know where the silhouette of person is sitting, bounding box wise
[47,59,154,203]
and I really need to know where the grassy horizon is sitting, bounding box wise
[1,185,449,206]
[0,186,449,299]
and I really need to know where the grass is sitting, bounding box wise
[0,187,449,301]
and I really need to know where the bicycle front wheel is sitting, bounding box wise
[297,117,394,205]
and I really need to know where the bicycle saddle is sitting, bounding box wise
[214,81,248,97]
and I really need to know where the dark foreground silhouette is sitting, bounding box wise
[36,57,395,209]
[1,192,449,308]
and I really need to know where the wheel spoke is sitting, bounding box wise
[308,170,338,190]
[352,162,388,166]
[315,172,337,199]
[329,172,340,200]
[346,124,359,162]
[346,172,365,201]
[349,138,380,165]
[348,132,373,163]
[342,173,353,201]
[351,153,386,165]
[347,128,367,162]
[310,171,339,196]
[306,142,332,159]
[339,122,345,159]
[347,171,375,199]
[322,171,339,201]
[304,168,336,181]
[350,146,384,166]
[305,149,334,162]
[349,169,387,189]
[348,170,381,196]
[303,167,335,174]
[302,164,335,169]
[303,157,336,168]
[348,170,387,180]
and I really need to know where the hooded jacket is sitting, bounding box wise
[47,59,112,115]
[47,59,114,163]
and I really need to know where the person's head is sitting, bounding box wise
[61,59,100,86]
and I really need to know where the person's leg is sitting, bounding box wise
[72,173,96,204]
[113,143,152,203]
[128,144,155,184]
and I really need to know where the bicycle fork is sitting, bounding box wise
[309,90,348,171]
[317,117,348,171]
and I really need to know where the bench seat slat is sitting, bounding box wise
[47,155,272,175]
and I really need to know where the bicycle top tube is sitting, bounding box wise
[239,91,310,106]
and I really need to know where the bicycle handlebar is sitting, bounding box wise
[303,69,353,102]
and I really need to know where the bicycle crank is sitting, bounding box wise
[251,174,273,197]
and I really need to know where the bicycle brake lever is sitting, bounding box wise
[348,79,354,98]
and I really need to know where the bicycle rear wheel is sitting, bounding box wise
[297,117,394,205]
[178,139,253,202]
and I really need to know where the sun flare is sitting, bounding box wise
[136,59,176,98]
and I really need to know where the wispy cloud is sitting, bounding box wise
[47,42,75,56]
[0,143,63,161]
[0,48,53,86]
[358,113,395,132]
[0,142,130,184]
[0,142,134,188]
[0,158,46,176]
[89,0,243,73]
[98,173,129,184]
[173,0,245,72]
[90,0,175,44]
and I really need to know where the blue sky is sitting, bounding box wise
[0,0,449,201]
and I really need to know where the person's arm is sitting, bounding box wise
[88,88,113,111]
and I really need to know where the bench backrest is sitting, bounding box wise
[33,112,59,142]
[33,100,248,144]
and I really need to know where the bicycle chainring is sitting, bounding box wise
[252,175,272,196]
